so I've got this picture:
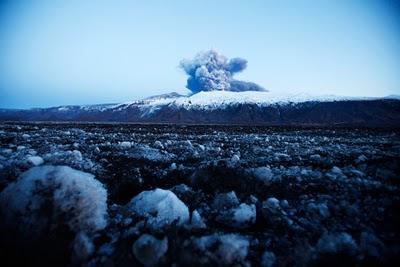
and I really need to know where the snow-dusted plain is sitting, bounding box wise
[0,122,399,266]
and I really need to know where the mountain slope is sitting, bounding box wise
[1,91,400,126]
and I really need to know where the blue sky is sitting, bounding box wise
[0,0,399,108]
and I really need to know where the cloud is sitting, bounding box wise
[180,50,266,93]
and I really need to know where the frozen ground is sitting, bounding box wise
[0,122,399,266]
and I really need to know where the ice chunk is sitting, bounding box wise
[119,141,132,149]
[316,232,358,255]
[27,156,44,166]
[356,155,367,164]
[307,202,330,218]
[0,165,107,235]
[310,154,322,161]
[43,149,95,171]
[231,154,240,162]
[261,251,276,267]
[360,231,384,258]
[126,188,189,230]
[252,166,274,183]
[230,203,256,228]
[192,234,249,265]
[216,201,256,228]
[265,197,280,210]
[170,162,177,170]
[0,165,108,259]
[331,166,343,175]
[261,197,289,226]
[213,191,240,210]
[153,140,164,149]
[72,232,95,261]
[326,166,346,180]
[132,234,168,266]
[191,209,207,229]
[130,144,176,162]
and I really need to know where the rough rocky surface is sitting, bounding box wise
[0,122,399,266]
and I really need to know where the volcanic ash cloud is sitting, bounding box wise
[180,50,266,94]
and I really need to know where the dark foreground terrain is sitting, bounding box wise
[0,123,399,267]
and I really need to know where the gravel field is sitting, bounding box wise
[0,123,399,267]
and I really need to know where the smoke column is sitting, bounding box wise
[180,50,266,93]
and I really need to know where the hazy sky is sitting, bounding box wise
[0,0,399,108]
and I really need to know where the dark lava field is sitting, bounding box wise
[0,122,399,267]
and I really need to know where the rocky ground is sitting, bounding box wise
[0,122,399,267]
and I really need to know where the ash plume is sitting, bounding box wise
[180,50,266,93]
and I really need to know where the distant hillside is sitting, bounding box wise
[1,91,399,126]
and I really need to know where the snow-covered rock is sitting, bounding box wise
[132,234,168,266]
[126,188,189,230]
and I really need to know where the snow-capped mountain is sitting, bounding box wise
[116,91,395,111]
[1,91,400,126]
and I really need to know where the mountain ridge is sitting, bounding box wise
[1,91,400,126]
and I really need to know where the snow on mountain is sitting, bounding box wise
[52,103,119,112]
[45,91,397,114]
[114,91,385,113]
